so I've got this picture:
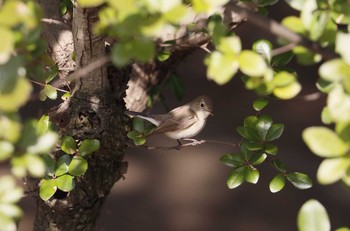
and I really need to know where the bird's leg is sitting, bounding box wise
[182,138,201,146]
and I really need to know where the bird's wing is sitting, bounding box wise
[151,106,197,135]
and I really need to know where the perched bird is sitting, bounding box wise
[126,95,213,141]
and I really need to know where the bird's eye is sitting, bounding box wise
[200,102,205,108]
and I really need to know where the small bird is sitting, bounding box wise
[126,95,213,141]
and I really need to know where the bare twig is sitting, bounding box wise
[129,139,239,150]
[29,79,70,93]
[41,18,70,29]
[51,55,111,88]
[228,2,338,60]
[271,43,297,57]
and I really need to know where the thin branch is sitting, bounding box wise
[228,2,338,60]
[271,43,297,56]
[51,55,111,88]
[40,18,70,29]
[29,79,70,93]
[129,139,239,151]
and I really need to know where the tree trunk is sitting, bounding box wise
[32,4,128,231]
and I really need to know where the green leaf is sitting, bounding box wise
[273,159,287,173]
[77,0,106,7]
[321,107,332,124]
[336,227,350,231]
[133,117,145,133]
[39,179,57,201]
[336,32,350,64]
[327,85,350,122]
[244,116,258,127]
[317,157,350,185]
[265,124,284,142]
[26,131,58,154]
[253,39,272,63]
[220,154,243,167]
[69,156,88,176]
[157,51,170,61]
[319,59,350,82]
[55,154,71,177]
[336,121,350,141]
[227,167,245,189]
[0,214,16,231]
[78,139,100,157]
[0,113,21,143]
[36,115,50,135]
[42,154,56,177]
[273,81,301,99]
[0,141,14,161]
[54,174,75,192]
[273,71,296,87]
[297,199,330,231]
[0,175,23,203]
[0,78,32,112]
[0,204,22,220]
[111,42,133,66]
[236,126,261,142]
[44,84,57,100]
[255,115,273,140]
[239,50,268,77]
[61,136,77,154]
[286,172,312,190]
[250,153,267,165]
[205,51,239,85]
[0,27,14,64]
[284,0,306,11]
[25,154,46,178]
[264,144,278,155]
[244,166,259,184]
[253,98,268,111]
[269,173,286,193]
[302,127,349,157]
[271,51,294,67]
[292,46,321,65]
[61,92,71,100]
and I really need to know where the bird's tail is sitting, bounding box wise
[125,111,161,126]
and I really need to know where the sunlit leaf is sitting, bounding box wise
[26,132,58,154]
[61,136,77,154]
[265,124,284,142]
[273,81,301,99]
[253,98,268,111]
[205,51,239,85]
[286,172,312,189]
[239,50,268,77]
[317,157,350,185]
[0,141,14,161]
[36,115,50,135]
[303,127,349,157]
[25,154,46,177]
[0,27,14,64]
[68,156,88,176]
[55,154,71,177]
[244,166,259,184]
[0,78,32,112]
[44,84,57,100]
[39,179,57,201]
[297,199,330,231]
[269,173,286,193]
[255,115,273,140]
[253,39,272,63]
[336,32,350,64]
[227,167,244,189]
[78,139,100,157]
[77,0,106,7]
[54,174,75,192]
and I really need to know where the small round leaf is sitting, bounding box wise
[297,199,330,231]
[39,179,57,201]
[253,98,269,111]
[61,136,77,154]
[269,173,286,193]
[55,154,71,177]
[69,156,88,176]
[78,139,100,156]
[286,172,312,190]
[54,174,75,192]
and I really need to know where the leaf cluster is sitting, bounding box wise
[221,99,312,192]
[39,136,100,201]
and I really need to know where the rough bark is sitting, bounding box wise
[32,4,128,231]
